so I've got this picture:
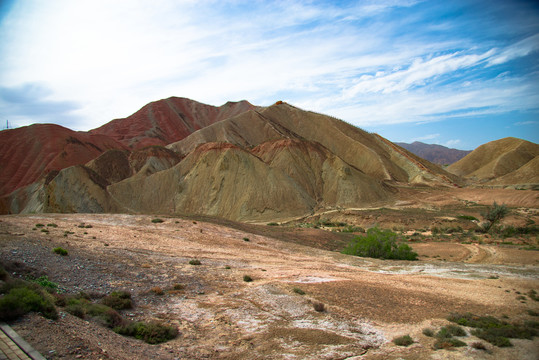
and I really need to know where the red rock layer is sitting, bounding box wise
[90,97,255,149]
[0,124,125,196]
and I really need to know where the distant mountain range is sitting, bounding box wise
[394,142,471,166]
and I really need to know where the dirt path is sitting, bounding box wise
[0,214,538,359]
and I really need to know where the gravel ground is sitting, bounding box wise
[0,214,538,359]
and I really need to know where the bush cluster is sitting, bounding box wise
[448,312,538,347]
[342,227,418,260]
[393,334,413,346]
[114,321,178,344]
[0,273,58,321]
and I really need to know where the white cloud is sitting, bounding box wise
[487,34,539,66]
[444,139,461,147]
[412,133,440,142]
[0,0,537,133]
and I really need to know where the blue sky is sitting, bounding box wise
[0,0,538,150]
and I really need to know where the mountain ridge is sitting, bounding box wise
[395,141,471,165]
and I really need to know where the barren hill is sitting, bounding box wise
[104,103,460,221]
[1,100,462,220]
[90,97,256,149]
[447,137,539,185]
[0,124,125,197]
[395,141,471,165]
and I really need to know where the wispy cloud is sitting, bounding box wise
[0,0,537,148]
[444,139,461,147]
[412,133,440,142]
[0,83,82,127]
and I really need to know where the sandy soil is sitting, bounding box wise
[0,212,538,360]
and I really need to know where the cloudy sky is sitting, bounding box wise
[0,0,538,150]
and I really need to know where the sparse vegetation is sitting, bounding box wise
[457,215,479,221]
[267,222,279,226]
[0,276,58,321]
[479,202,509,233]
[436,324,466,338]
[313,302,325,312]
[243,237,250,242]
[53,247,68,256]
[393,334,413,346]
[243,275,253,282]
[31,275,59,291]
[150,287,164,295]
[422,328,434,337]
[293,287,305,295]
[433,337,466,349]
[101,291,133,310]
[113,321,178,344]
[189,259,201,265]
[173,284,185,290]
[447,312,538,347]
[342,227,418,260]
[151,218,164,223]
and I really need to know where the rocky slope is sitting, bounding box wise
[447,137,539,186]
[395,141,471,165]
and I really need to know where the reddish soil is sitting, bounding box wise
[90,97,255,149]
[0,124,125,197]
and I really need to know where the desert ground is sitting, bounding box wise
[0,187,538,359]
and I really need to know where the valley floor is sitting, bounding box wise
[0,213,538,359]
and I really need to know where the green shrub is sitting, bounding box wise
[471,329,512,347]
[114,321,178,344]
[66,302,87,319]
[0,286,58,321]
[47,223,58,228]
[447,312,505,328]
[151,218,164,223]
[267,222,279,226]
[31,276,58,291]
[101,291,132,310]
[449,312,538,347]
[243,275,253,282]
[53,247,68,256]
[85,303,124,328]
[479,202,509,233]
[293,288,305,295]
[436,325,467,339]
[189,259,201,265]
[457,215,479,221]
[243,237,250,242]
[342,227,418,260]
[393,334,413,346]
[422,328,434,337]
[35,223,45,228]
